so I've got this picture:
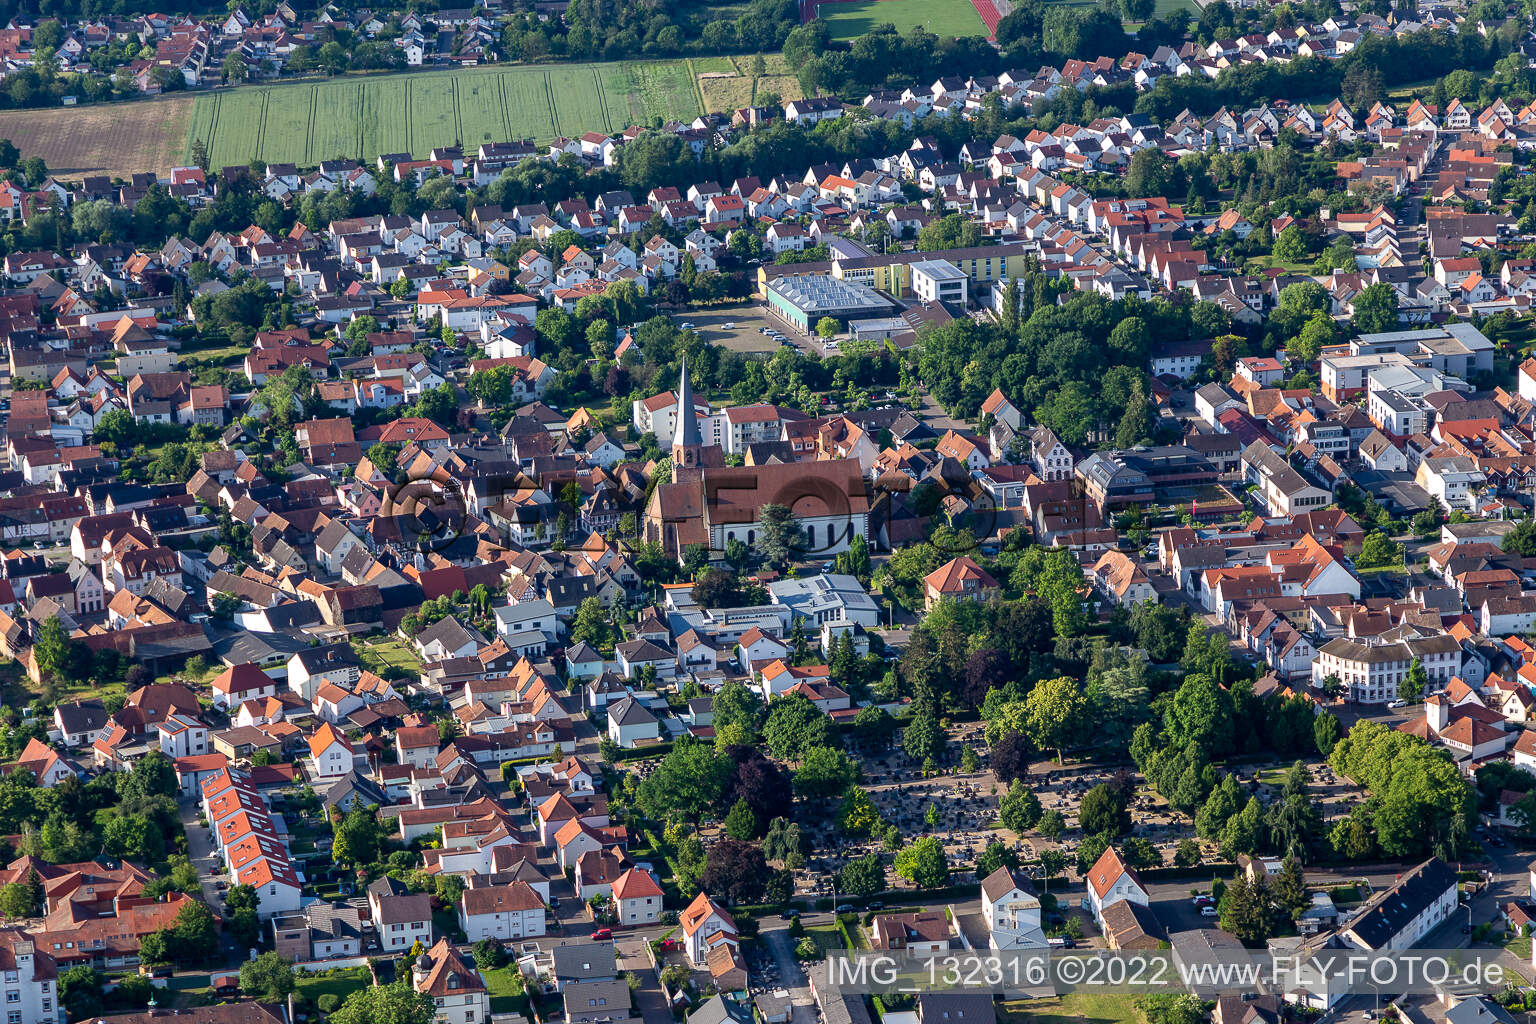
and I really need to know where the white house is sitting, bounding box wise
[307,722,355,778]
[1085,846,1149,925]
[607,697,659,749]
[680,891,739,965]
[368,877,435,953]
[1338,858,1458,951]
[980,866,1046,950]
[611,867,665,926]
[459,881,547,942]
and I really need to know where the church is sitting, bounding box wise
[642,359,871,562]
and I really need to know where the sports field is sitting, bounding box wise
[183,60,703,168]
[817,0,989,40]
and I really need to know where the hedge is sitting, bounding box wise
[614,743,674,763]
[836,913,860,950]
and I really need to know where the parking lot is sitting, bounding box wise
[674,306,788,355]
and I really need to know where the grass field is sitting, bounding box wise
[697,54,806,113]
[183,60,705,168]
[818,0,988,39]
[0,94,195,178]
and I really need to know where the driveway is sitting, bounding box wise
[616,936,673,1024]
[760,923,821,1024]
[180,797,225,911]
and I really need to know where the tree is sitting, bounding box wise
[839,786,884,837]
[916,214,982,252]
[328,981,434,1024]
[32,617,82,684]
[1075,832,1112,875]
[991,731,1032,784]
[723,797,760,840]
[1353,282,1400,334]
[764,817,804,864]
[1078,783,1131,836]
[1023,676,1089,761]
[1355,531,1401,569]
[1273,855,1309,918]
[637,739,730,821]
[0,879,36,920]
[1038,849,1066,893]
[1126,149,1178,198]
[58,966,104,1020]
[333,807,386,866]
[999,779,1042,833]
[224,883,261,948]
[466,365,514,407]
[1174,839,1202,867]
[569,597,612,651]
[171,900,219,963]
[893,836,950,889]
[794,746,859,800]
[976,840,1019,878]
[138,930,172,965]
[816,317,840,339]
[1218,875,1283,945]
[1272,224,1310,263]
[712,682,763,748]
[758,503,800,568]
[240,952,296,1002]
[853,706,896,749]
[1120,836,1161,870]
[1504,519,1536,557]
[1400,657,1428,703]
[1314,712,1342,756]
[902,712,944,763]
[222,50,248,83]
[763,693,835,760]
[839,852,885,898]
[473,940,509,971]
[701,838,769,904]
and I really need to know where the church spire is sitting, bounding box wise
[674,356,701,450]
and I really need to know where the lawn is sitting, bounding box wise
[294,966,371,1006]
[999,993,1142,1024]
[354,637,422,677]
[186,60,704,167]
[818,0,988,40]
[482,966,533,1015]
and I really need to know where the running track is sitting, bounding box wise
[801,0,1000,39]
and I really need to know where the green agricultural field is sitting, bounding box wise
[818,0,987,40]
[184,60,704,168]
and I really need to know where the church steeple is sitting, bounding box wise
[674,356,701,451]
[670,355,723,481]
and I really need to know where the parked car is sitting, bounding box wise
[1387,699,1407,709]
[592,928,613,940]
[1200,906,1219,917]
